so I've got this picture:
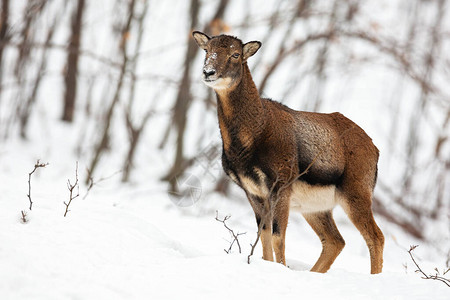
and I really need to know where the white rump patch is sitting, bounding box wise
[290,181,341,213]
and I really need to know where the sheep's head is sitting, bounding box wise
[192,31,261,90]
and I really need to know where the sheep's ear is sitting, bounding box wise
[242,41,261,61]
[192,31,210,50]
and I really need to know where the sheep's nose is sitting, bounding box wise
[203,69,216,78]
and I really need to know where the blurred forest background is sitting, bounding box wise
[0,0,448,257]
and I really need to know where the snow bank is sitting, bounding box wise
[0,148,448,299]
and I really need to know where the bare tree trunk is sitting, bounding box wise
[0,0,9,93]
[19,19,59,138]
[62,0,85,122]
[14,0,46,76]
[305,0,339,111]
[9,0,47,139]
[162,0,233,192]
[401,0,445,208]
[161,0,200,191]
[121,0,151,182]
[122,111,153,182]
[86,0,136,183]
[258,1,322,95]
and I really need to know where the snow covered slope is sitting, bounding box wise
[0,139,448,300]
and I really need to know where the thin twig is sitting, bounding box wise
[64,162,80,217]
[83,169,121,200]
[215,211,245,254]
[27,159,49,210]
[20,210,28,223]
[408,245,450,287]
[248,221,263,264]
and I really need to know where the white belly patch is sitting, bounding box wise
[290,181,339,213]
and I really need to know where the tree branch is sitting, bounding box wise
[215,211,245,254]
[408,245,450,287]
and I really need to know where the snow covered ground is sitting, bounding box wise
[0,136,448,300]
[0,1,448,299]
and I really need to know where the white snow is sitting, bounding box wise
[0,138,448,299]
[0,0,448,299]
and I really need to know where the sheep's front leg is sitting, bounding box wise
[272,194,290,265]
[251,196,274,262]
[260,217,274,261]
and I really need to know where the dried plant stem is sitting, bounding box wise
[20,210,28,223]
[248,220,263,264]
[64,162,80,217]
[215,211,245,254]
[408,245,450,287]
[27,159,49,210]
[84,169,121,200]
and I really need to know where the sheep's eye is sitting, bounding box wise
[232,53,240,58]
